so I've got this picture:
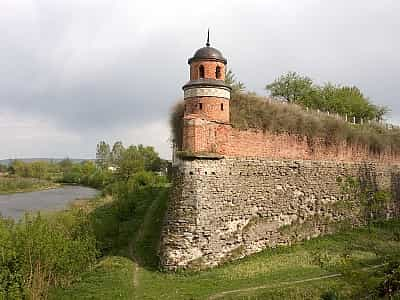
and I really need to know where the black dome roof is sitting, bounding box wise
[188,46,227,64]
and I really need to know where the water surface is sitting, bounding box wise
[0,185,99,220]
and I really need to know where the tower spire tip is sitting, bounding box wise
[206,29,210,47]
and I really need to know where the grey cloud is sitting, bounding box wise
[0,0,399,159]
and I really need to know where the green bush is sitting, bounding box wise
[0,211,98,299]
[321,290,339,300]
[90,172,168,255]
[170,101,185,148]
[114,172,167,220]
[376,261,400,297]
[61,165,113,190]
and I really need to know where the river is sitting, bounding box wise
[0,185,99,220]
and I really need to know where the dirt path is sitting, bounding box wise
[128,228,140,288]
[129,194,163,290]
[128,239,141,290]
[208,263,389,299]
[208,273,343,300]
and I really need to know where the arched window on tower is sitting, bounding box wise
[216,66,221,79]
[199,65,205,79]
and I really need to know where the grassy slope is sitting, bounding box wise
[135,224,400,300]
[0,176,60,194]
[50,256,135,300]
[51,190,400,299]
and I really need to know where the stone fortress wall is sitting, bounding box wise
[160,156,400,270]
[160,37,400,270]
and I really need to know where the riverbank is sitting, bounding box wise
[0,185,99,220]
[0,176,60,195]
[51,187,400,299]
[2,178,399,299]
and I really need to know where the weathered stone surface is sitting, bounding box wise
[159,158,400,270]
[166,41,400,271]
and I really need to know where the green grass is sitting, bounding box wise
[0,176,60,194]
[49,256,135,300]
[133,221,400,299]
[51,185,400,300]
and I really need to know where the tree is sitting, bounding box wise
[265,71,315,104]
[0,164,7,173]
[170,101,185,150]
[80,161,97,185]
[96,141,111,170]
[111,141,125,166]
[265,71,388,122]
[31,162,48,181]
[225,69,246,94]
[10,160,31,177]
[62,164,82,184]
[116,145,162,181]
[137,144,162,172]
[318,84,386,122]
[374,105,390,122]
[59,158,73,173]
[116,147,146,180]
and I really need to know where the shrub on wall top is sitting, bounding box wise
[170,92,400,156]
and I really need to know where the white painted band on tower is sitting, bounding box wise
[184,87,230,99]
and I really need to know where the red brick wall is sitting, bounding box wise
[190,61,225,81]
[182,120,400,163]
[183,117,220,153]
[184,97,230,124]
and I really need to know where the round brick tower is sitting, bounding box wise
[182,31,231,123]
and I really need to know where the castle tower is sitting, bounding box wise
[182,31,231,124]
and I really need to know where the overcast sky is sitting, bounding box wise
[1,0,399,159]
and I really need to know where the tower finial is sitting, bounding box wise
[206,29,210,47]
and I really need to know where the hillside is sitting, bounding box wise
[0,158,92,166]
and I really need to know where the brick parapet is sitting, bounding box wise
[182,119,400,164]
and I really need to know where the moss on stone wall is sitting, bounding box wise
[160,158,400,270]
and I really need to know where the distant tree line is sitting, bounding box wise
[0,164,8,173]
[7,160,61,181]
[3,141,169,190]
[62,141,169,189]
[95,141,168,177]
